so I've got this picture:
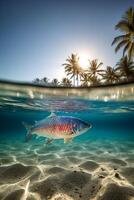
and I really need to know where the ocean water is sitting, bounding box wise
[0,81,134,200]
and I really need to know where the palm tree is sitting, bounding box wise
[76,67,84,86]
[80,72,91,86]
[62,54,80,86]
[90,76,101,86]
[115,56,134,81]
[75,66,83,87]
[87,59,103,85]
[87,59,103,76]
[100,66,119,84]
[42,77,49,85]
[39,77,49,85]
[33,78,40,84]
[112,7,134,60]
[61,78,72,87]
[52,78,59,86]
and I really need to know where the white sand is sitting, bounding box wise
[0,139,134,200]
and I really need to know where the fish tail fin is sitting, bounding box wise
[22,122,32,142]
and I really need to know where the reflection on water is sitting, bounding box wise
[0,81,134,112]
[0,81,134,101]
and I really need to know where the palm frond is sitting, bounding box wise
[96,62,103,69]
[115,20,130,32]
[115,40,128,53]
[112,7,134,60]
[111,34,129,45]
[123,7,134,22]
[128,43,134,60]
[123,42,130,56]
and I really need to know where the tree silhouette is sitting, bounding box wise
[112,7,134,60]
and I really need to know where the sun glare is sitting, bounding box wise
[79,53,89,69]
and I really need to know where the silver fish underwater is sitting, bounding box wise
[23,113,92,143]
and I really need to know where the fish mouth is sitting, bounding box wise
[82,124,92,132]
[86,122,92,129]
[89,124,92,129]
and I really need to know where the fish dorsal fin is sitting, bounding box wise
[49,112,56,118]
[64,137,72,143]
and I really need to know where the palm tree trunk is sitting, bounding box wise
[73,76,75,86]
[77,74,78,86]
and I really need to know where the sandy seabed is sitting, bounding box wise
[0,139,134,200]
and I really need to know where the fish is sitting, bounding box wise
[23,113,92,143]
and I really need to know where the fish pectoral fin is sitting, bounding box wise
[64,137,72,143]
[46,138,54,145]
[48,112,56,118]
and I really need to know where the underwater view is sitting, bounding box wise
[1,0,134,199]
[0,81,134,200]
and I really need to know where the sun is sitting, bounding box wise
[79,53,89,69]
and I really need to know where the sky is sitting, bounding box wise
[0,0,133,82]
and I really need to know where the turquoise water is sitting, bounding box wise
[0,81,134,200]
[0,99,134,142]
